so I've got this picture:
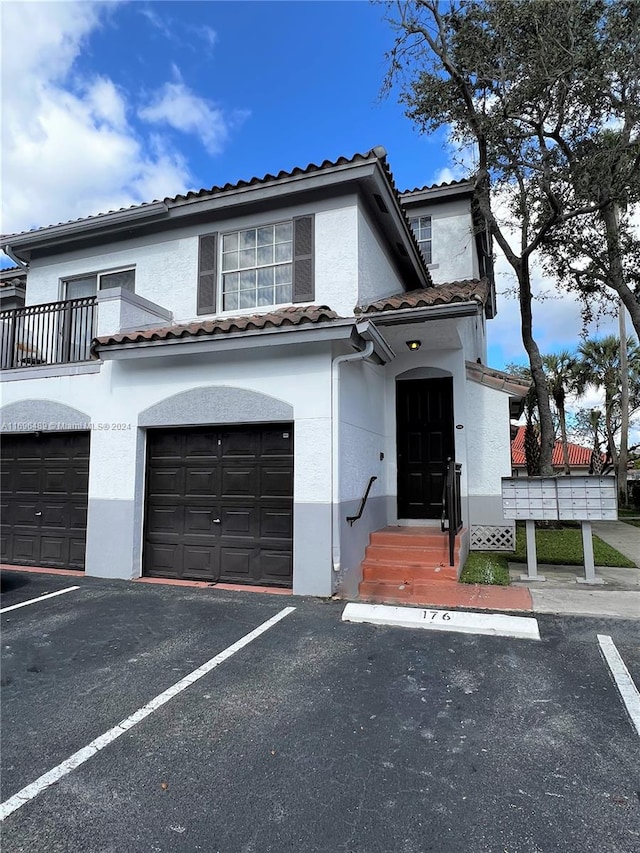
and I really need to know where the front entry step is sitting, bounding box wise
[359,526,465,606]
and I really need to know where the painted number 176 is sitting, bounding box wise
[422,610,452,622]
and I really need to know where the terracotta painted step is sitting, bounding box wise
[359,578,533,612]
[364,544,461,563]
[370,531,453,548]
[361,561,458,583]
[359,579,417,604]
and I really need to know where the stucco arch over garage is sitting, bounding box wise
[138,385,294,427]
[0,399,91,431]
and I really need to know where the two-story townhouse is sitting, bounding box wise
[0,147,527,599]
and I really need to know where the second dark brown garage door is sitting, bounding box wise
[143,424,293,587]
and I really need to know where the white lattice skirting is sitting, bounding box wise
[471,525,515,551]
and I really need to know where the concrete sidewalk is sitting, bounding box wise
[591,519,639,567]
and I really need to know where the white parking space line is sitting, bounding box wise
[0,586,80,614]
[597,634,640,738]
[0,605,296,821]
[342,603,541,640]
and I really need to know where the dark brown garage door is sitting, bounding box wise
[0,431,90,570]
[143,425,293,587]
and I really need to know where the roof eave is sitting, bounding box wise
[94,317,364,361]
[364,301,482,327]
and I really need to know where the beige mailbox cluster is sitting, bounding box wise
[502,476,617,522]
[501,476,618,584]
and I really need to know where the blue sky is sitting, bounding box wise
[0,0,633,383]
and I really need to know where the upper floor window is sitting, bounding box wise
[409,215,432,265]
[64,268,135,300]
[197,216,314,316]
[221,222,293,311]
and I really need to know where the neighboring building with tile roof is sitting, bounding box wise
[511,425,599,474]
[1,146,525,597]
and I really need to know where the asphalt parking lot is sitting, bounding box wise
[1,570,639,853]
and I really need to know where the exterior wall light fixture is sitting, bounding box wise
[406,340,421,351]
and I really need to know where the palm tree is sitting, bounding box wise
[576,335,640,504]
[543,351,578,474]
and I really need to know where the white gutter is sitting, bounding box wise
[2,246,28,269]
[331,338,375,575]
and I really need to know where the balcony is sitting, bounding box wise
[0,297,97,369]
[0,288,173,374]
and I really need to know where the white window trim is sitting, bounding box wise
[61,266,136,300]
[218,220,294,314]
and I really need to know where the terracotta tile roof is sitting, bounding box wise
[0,266,27,287]
[4,147,395,240]
[356,279,490,315]
[511,425,599,467]
[93,305,340,352]
[400,176,474,195]
[465,360,531,397]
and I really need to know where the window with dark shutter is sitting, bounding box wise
[197,233,217,315]
[292,215,314,303]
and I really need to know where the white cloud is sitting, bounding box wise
[0,1,240,244]
[139,81,247,156]
[0,1,195,238]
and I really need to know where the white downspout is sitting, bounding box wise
[331,339,375,575]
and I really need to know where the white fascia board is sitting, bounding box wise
[400,182,474,205]
[3,202,170,252]
[365,301,482,327]
[355,320,395,363]
[96,319,360,361]
[167,162,380,217]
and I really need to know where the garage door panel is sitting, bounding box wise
[184,431,218,459]
[261,467,293,497]
[146,542,181,572]
[12,501,39,527]
[68,539,87,569]
[14,469,41,496]
[147,505,182,534]
[222,507,255,536]
[147,467,184,497]
[184,506,215,533]
[221,466,258,497]
[185,467,219,497]
[143,424,293,586]
[219,547,252,580]
[182,545,218,575]
[221,430,258,458]
[12,535,38,563]
[69,502,88,531]
[260,551,294,582]
[260,429,293,456]
[40,536,68,565]
[261,508,293,539]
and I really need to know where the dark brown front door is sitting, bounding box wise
[0,432,90,569]
[396,378,454,519]
[143,424,293,587]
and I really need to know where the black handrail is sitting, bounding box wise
[440,458,463,565]
[0,297,97,369]
[346,476,378,526]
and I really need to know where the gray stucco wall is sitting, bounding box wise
[335,495,388,600]
[0,399,91,431]
[139,385,294,427]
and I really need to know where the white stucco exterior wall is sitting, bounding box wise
[24,195,363,325]
[356,207,406,306]
[407,198,477,284]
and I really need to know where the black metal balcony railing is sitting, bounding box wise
[0,297,97,369]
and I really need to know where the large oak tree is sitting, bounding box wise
[384,0,640,474]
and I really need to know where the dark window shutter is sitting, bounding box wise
[197,233,217,315]
[292,215,314,303]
